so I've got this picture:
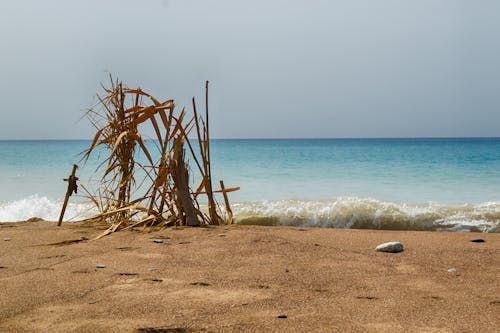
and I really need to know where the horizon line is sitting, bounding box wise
[2,136,500,141]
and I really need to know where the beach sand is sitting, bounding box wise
[0,221,499,332]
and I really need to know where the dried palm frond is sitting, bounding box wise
[79,77,238,235]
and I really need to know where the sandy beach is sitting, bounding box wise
[0,220,499,332]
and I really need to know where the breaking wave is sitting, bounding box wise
[232,197,500,232]
[0,195,96,222]
[1,195,500,232]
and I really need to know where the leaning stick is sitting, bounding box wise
[58,164,79,226]
[219,180,233,224]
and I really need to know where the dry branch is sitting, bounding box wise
[76,78,236,233]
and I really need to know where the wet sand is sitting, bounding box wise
[0,221,499,332]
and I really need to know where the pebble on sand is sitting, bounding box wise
[375,241,404,253]
[153,239,164,243]
[3,238,12,241]
[96,264,106,269]
[277,314,288,319]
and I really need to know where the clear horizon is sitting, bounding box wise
[2,136,500,142]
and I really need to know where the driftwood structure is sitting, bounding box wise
[73,78,237,236]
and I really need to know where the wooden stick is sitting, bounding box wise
[192,97,206,163]
[194,186,240,195]
[219,180,233,224]
[58,164,78,226]
[204,81,220,224]
[171,137,199,227]
[205,81,211,180]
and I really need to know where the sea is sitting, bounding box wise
[1,138,500,232]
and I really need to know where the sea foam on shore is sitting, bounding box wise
[0,195,96,222]
[1,195,499,232]
[233,198,500,232]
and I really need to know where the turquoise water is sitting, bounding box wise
[1,138,500,232]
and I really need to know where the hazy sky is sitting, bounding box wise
[1,0,499,139]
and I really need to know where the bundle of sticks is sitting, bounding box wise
[78,78,237,236]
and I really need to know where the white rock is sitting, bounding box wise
[375,241,404,253]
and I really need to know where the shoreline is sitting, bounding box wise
[2,196,500,233]
[1,221,499,332]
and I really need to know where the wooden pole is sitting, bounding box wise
[58,164,78,226]
[204,81,220,225]
[219,180,233,224]
[171,137,199,226]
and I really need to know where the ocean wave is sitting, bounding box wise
[1,195,499,232]
[0,195,96,222]
[232,198,500,232]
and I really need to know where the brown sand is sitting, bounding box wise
[0,221,499,332]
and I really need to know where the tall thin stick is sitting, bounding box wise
[58,164,78,226]
[204,81,220,224]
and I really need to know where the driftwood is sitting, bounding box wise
[58,164,79,226]
[69,77,236,235]
[219,180,233,224]
[171,136,199,227]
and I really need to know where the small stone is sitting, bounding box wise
[95,264,106,269]
[277,314,287,319]
[153,239,164,243]
[375,241,404,253]
[470,239,485,243]
[148,267,157,271]
[447,268,457,273]
[217,234,226,237]
[3,238,12,241]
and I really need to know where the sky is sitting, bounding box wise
[0,0,499,139]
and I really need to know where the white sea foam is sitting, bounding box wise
[1,195,499,232]
[232,197,500,232]
[0,195,96,222]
